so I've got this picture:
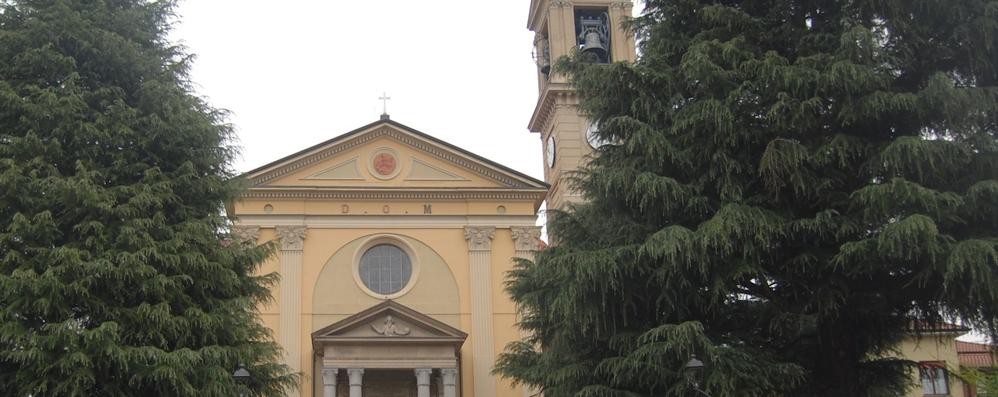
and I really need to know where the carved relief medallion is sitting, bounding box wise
[370,148,401,180]
[374,153,396,176]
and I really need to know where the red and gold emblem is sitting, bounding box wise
[373,152,397,176]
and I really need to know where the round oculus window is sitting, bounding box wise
[358,244,413,295]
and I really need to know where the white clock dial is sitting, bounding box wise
[586,121,610,149]
[546,135,556,168]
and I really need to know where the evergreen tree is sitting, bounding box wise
[0,1,294,395]
[498,0,998,396]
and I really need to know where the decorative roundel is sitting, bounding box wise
[369,148,401,180]
[546,135,557,168]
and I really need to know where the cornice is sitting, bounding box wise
[527,0,545,30]
[249,125,541,189]
[240,187,547,202]
[528,85,579,133]
[233,215,538,229]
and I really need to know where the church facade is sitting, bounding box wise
[228,1,638,396]
[230,119,548,397]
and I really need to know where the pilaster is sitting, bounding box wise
[277,225,307,396]
[464,226,497,397]
[511,226,543,258]
[511,226,544,397]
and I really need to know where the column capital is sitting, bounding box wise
[232,225,261,244]
[347,368,364,385]
[511,226,542,251]
[610,1,635,9]
[441,368,458,385]
[321,367,339,386]
[276,225,307,251]
[464,226,496,251]
[415,368,433,385]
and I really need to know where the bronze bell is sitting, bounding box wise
[580,29,607,61]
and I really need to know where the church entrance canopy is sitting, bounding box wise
[312,300,467,397]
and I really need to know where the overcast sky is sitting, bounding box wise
[171,0,550,179]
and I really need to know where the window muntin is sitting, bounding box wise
[359,244,413,295]
[919,363,949,396]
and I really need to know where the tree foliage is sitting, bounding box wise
[961,366,998,395]
[0,1,293,395]
[498,0,998,396]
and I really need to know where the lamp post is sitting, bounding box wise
[684,355,712,397]
[232,364,252,397]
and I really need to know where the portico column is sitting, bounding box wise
[277,225,307,397]
[321,367,338,397]
[465,226,496,397]
[511,227,543,397]
[347,368,364,397]
[414,368,432,397]
[441,368,458,397]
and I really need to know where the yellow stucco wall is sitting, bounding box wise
[898,334,967,397]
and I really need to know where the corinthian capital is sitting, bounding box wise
[610,1,634,9]
[464,226,496,251]
[276,226,307,251]
[511,226,543,251]
[232,225,261,244]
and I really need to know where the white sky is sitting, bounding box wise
[171,0,547,179]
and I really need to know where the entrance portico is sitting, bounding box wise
[312,301,468,397]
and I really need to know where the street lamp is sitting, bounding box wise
[232,364,251,397]
[684,355,712,397]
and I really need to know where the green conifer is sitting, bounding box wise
[0,1,294,395]
[498,0,998,396]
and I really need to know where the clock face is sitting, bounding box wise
[546,135,556,168]
[586,121,611,149]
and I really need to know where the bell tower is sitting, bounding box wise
[527,0,637,213]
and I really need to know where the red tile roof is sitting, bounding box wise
[958,341,997,368]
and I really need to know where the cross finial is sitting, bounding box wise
[379,92,392,119]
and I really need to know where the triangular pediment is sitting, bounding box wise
[243,119,547,192]
[312,300,467,345]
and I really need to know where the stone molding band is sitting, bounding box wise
[240,189,547,201]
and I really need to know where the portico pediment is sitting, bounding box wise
[312,300,467,348]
